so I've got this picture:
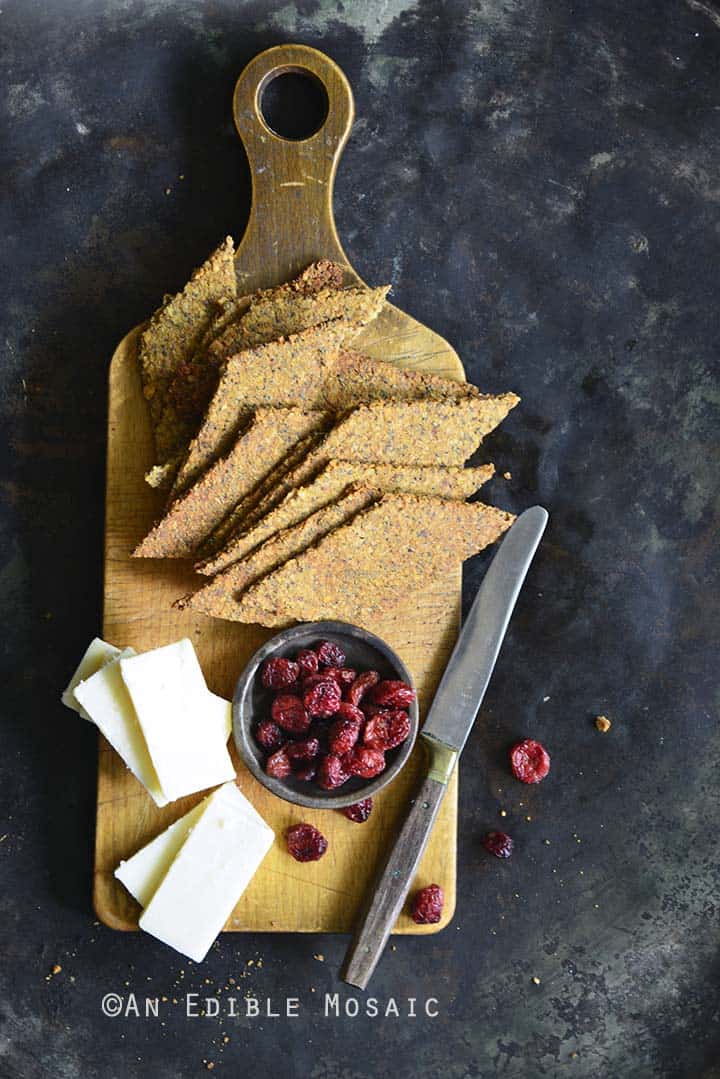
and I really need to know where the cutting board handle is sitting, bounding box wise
[233,44,357,289]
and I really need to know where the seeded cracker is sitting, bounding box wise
[172,287,389,495]
[150,262,352,484]
[177,486,380,619]
[196,461,495,574]
[139,237,236,424]
[207,495,515,627]
[198,396,517,575]
[200,431,327,556]
[197,350,481,554]
[133,409,329,559]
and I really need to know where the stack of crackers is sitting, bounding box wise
[134,238,519,627]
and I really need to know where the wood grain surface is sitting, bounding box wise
[96,44,465,935]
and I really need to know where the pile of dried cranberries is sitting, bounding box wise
[256,640,415,792]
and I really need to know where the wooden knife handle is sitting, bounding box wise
[342,737,456,989]
[232,44,357,290]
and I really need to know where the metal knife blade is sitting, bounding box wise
[421,504,548,754]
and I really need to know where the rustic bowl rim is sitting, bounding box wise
[232,620,419,810]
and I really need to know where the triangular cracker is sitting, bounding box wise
[139,237,236,424]
[197,395,517,575]
[177,486,380,619]
[132,409,329,559]
[204,494,515,627]
[197,461,495,575]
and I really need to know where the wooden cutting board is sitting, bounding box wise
[96,44,464,935]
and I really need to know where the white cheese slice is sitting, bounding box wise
[115,801,207,908]
[61,638,121,719]
[207,693,232,743]
[74,653,168,807]
[138,782,274,962]
[114,782,268,909]
[120,639,236,802]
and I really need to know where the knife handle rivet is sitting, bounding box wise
[392,869,400,878]
[422,801,430,809]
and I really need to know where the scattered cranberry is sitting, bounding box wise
[261,656,300,689]
[411,883,444,924]
[510,739,551,784]
[342,798,373,823]
[483,831,514,858]
[255,719,284,752]
[371,679,416,709]
[286,822,328,862]
[316,640,346,668]
[303,679,341,718]
[265,747,292,779]
[345,746,385,779]
[363,709,411,751]
[296,648,319,677]
[346,670,380,706]
[317,754,349,790]
[286,737,320,762]
[328,716,361,756]
[271,694,310,734]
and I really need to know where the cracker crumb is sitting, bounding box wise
[500,809,507,817]
[51,964,62,975]
[313,954,324,962]
[503,471,512,480]
[595,714,612,733]
[531,976,541,985]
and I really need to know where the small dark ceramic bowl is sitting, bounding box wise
[233,620,419,810]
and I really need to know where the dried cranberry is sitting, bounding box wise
[323,666,357,688]
[261,656,300,689]
[361,702,385,719]
[363,709,411,751]
[271,694,310,734]
[510,739,550,784]
[345,746,385,779]
[371,679,416,709]
[303,679,341,718]
[342,798,373,823]
[265,747,292,779]
[286,737,320,762]
[411,883,444,924]
[317,754,349,790]
[255,719,284,752]
[328,717,361,756]
[286,822,328,862]
[302,671,328,691]
[315,640,346,668]
[294,763,317,782]
[346,670,380,706]
[332,701,363,723]
[295,648,319,677]
[483,831,514,858]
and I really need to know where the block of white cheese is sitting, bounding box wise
[74,652,169,807]
[138,782,274,961]
[120,640,236,802]
[115,801,207,908]
[114,783,270,909]
[61,638,122,719]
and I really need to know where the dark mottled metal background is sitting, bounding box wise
[1,1,718,1077]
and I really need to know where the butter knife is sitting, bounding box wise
[342,505,549,988]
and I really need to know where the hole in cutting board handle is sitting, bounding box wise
[259,68,329,141]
